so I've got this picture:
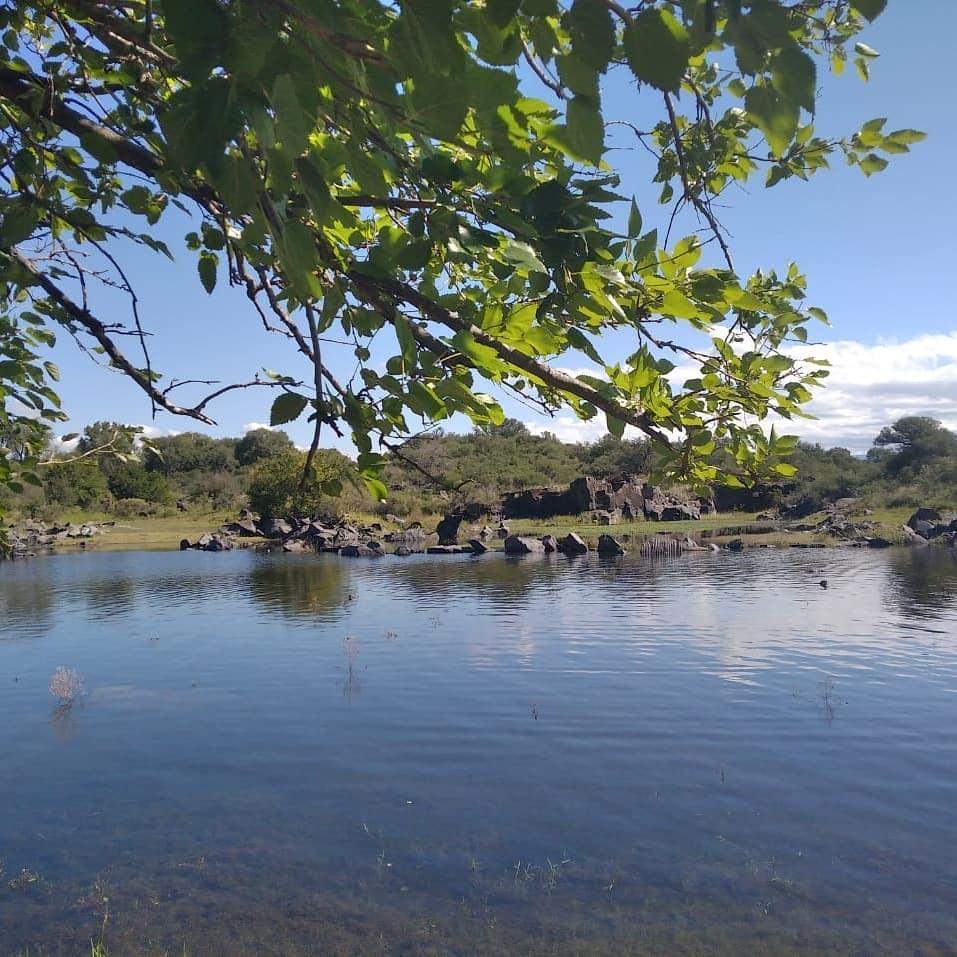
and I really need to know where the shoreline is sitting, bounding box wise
[5,506,920,558]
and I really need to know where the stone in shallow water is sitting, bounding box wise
[559,532,588,555]
[503,535,545,555]
[596,534,626,556]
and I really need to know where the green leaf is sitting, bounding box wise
[859,153,888,176]
[745,84,799,157]
[606,412,625,439]
[623,8,691,93]
[272,74,312,157]
[566,0,615,72]
[562,96,604,164]
[627,199,642,239]
[362,474,389,502]
[849,0,887,22]
[198,253,217,294]
[279,220,322,299]
[270,392,309,426]
[502,240,547,274]
[771,47,816,114]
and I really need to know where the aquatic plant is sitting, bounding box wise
[49,667,85,707]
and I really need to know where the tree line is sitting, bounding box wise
[3,415,954,525]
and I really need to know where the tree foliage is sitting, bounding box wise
[247,449,353,519]
[0,0,921,540]
[235,428,296,467]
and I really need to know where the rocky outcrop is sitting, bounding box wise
[501,473,709,523]
[540,534,559,553]
[5,520,114,559]
[905,507,957,545]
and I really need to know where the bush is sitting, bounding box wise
[107,461,173,504]
[43,459,109,508]
[113,497,155,518]
[247,450,354,519]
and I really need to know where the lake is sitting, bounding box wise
[1,547,956,955]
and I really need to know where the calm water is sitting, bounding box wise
[1,547,956,955]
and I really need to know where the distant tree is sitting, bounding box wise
[487,418,530,439]
[106,462,173,504]
[43,460,109,509]
[144,432,236,474]
[578,436,653,477]
[76,421,138,456]
[871,417,957,476]
[247,450,352,519]
[235,429,295,467]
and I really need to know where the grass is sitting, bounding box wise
[28,509,242,553]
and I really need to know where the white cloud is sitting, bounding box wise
[525,331,957,453]
[782,331,957,452]
[242,421,273,433]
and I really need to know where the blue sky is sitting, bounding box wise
[45,3,956,454]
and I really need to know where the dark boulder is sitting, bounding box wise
[504,535,545,555]
[467,538,488,554]
[427,544,472,554]
[540,534,559,553]
[341,544,382,558]
[908,507,942,530]
[436,513,465,546]
[257,517,292,538]
[726,538,745,552]
[596,534,626,556]
[559,532,588,555]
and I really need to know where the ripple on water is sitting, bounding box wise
[0,546,956,953]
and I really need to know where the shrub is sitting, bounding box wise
[247,450,353,519]
[113,497,154,518]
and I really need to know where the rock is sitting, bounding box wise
[901,525,929,546]
[197,532,213,548]
[341,544,382,558]
[503,535,545,555]
[591,508,622,525]
[222,518,259,536]
[436,513,464,545]
[467,538,488,554]
[679,536,705,551]
[282,540,307,553]
[708,543,721,553]
[540,534,559,553]
[908,507,942,530]
[394,545,412,557]
[596,534,626,556]
[495,522,510,539]
[726,538,745,552]
[559,532,588,555]
[478,524,495,541]
[427,544,472,555]
[866,537,893,548]
[180,538,192,551]
[258,517,292,538]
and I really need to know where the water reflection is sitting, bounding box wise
[887,546,957,618]
[0,547,955,954]
[246,553,352,621]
